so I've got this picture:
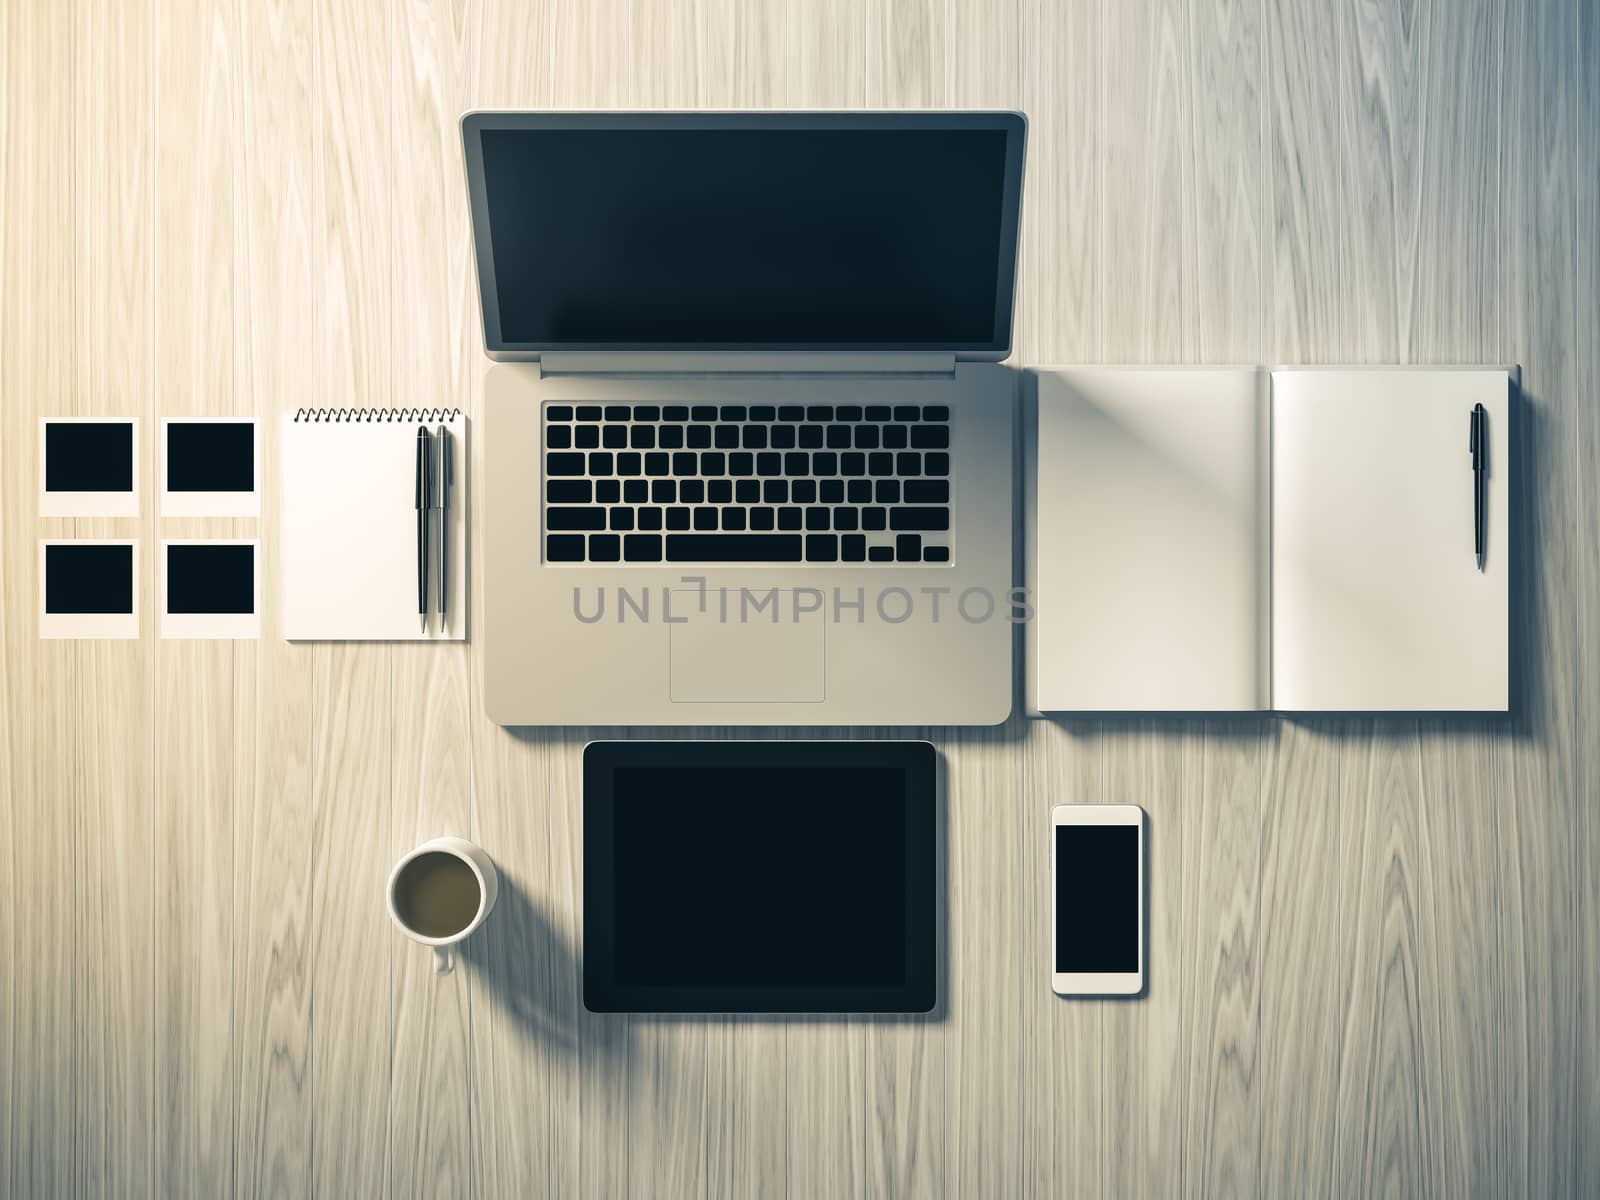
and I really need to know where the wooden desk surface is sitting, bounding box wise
[3,0,1596,1195]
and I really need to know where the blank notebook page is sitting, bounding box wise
[1270,369,1508,711]
[280,415,467,641]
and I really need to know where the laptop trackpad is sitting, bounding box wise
[668,590,826,703]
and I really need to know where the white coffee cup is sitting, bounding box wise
[386,837,500,974]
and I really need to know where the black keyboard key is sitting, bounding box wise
[837,405,863,421]
[691,405,717,421]
[728,452,753,476]
[630,425,656,449]
[680,479,705,503]
[862,506,887,530]
[841,534,866,561]
[742,425,768,449]
[798,425,824,449]
[576,405,603,421]
[806,507,830,531]
[812,451,837,475]
[644,452,669,476]
[770,426,796,449]
[924,452,949,476]
[847,480,873,504]
[720,405,747,422]
[791,479,817,503]
[687,425,712,449]
[876,480,901,504]
[663,405,689,421]
[547,507,606,531]
[546,425,572,449]
[757,452,782,476]
[806,405,834,421]
[840,452,865,476]
[701,452,726,475]
[666,506,691,530]
[923,545,950,562]
[893,405,919,421]
[666,534,803,562]
[721,508,747,531]
[602,426,628,448]
[547,479,591,502]
[624,534,662,561]
[590,533,621,562]
[785,451,810,475]
[574,425,600,448]
[819,479,844,504]
[778,405,805,421]
[651,479,676,503]
[806,533,838,561]
[749,506,775,530]
[905,479,949,503]
[588,451,613,474]
[897,452,921,475]
[693,507,717,531]
[750,406,776,422]
[826,424,852,448]
[891,507,950,532]
[714,425,740,449]
[595,480,620,503]
[869,545,894,562]
[868,452,895,476]
[672,452,698,475]
[547,534,584,561]
[634,405,660,421]
[865,405,892,421]
[923,405,950,421]
[547,452,585,476]
[657,426,684,449]
[604,405,630,421]
[623,479,648,503]
[854,426,880,449]
[547,405,574,421]
[911,425,949,449]
[609,508,634,531]
[708,479,732,504]
[833,508,858,531]
[777,506,803,530]
[764,480,788,503]
[616,452,641,476]
[637,507,664,531]
[896,533,922,561]
[882,426,907,449]
[736,479,761,503]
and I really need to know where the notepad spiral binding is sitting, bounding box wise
[292,407,462,423]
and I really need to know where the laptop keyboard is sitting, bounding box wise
[543,403,953,564]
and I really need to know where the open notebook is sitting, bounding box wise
[280,410,467,641]
[1025,367,1512,713]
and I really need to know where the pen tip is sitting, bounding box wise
[420,613,427,633]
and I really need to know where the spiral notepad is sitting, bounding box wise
[280,409,467,641]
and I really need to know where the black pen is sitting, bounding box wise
[416,425,432,630]
[1469,403,1486,569]
[434,423,452,625]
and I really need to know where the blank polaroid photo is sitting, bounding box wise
[160,540,260,639]
[162,419,259,517]
[39,540,140,638]
[39,418,139,517]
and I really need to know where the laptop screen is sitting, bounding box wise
[463,113,1025,354]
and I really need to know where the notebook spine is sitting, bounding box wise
[292,407,463,423]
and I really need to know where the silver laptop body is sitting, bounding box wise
[463,111,1026,726]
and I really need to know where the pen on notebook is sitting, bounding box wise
[416,424,431,631]
[1469,403,1486,569]
[434,423,451,626]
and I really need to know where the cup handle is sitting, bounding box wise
[433,946,454,975]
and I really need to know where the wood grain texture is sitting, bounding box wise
[3,0,1599,1196]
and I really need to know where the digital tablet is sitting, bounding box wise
[583,740,938,1013]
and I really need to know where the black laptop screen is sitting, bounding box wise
[467,116,1024,352]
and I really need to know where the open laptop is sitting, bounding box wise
[462,111,1026,725]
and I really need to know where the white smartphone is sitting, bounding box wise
[1051,804,1145,996]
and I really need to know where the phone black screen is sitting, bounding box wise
[1055,824,1139,973]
